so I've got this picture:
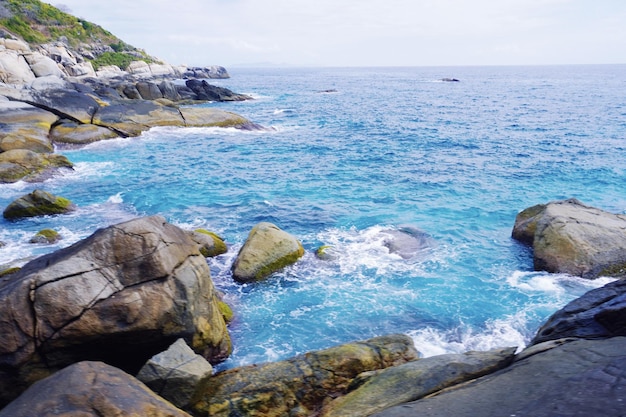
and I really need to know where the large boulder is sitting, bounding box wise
[16,87,101,124]
[320,347,516,417]
[137,338,213,409]
[0,49,36,84]
[0,215,231,407]
[22,52,64,78]
[0,148,73,183]
[231,222,305,283]
[3,189,75,220]
[512,198,626,278]
[189,334,419,417]
[372,337,626,417]
[0,361,192,417]
[531,277,626,344]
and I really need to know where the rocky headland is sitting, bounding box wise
[2,2,626,416]
[0,0,258,184]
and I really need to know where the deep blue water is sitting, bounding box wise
[1,65,625,368]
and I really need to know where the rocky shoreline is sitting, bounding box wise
[0,195,625,415]
[2,6,626,415]
[1,37,261,184]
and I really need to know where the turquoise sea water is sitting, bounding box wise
[1,65,625,369]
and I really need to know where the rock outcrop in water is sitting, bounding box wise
[231,222,305,283]
[2,189,74,219]
[0,215,231,407]
[512,198,626,279]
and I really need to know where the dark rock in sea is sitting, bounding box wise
[0,361,192,417]
[320,347,516,417]
[189,334,419,417]
[372,337,626,417]
[231,222,305,283]
[185,79,251,102]
[3,189,75,220]
[441,78,460,82]
[0,215,231,407]
[531,277,626,344]
[137,338,213,409]
[512,198,626,278]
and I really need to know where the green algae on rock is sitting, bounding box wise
[29,228,61,244]
[191,229,228,258]
[3,189,75,220]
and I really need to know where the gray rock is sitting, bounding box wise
[321,347,516,417]
[137,338,213,409]
[512,198,626,278]
[0,361,192,417]
[136,81,164,100]
[531,277,626,344]
[372,337,626,417]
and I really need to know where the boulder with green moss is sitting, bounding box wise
[29,228,61,244]
[231,222,305,283]
[3,189,75,220]
[189,229,227,258]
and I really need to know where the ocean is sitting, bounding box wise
[1,65,625,369]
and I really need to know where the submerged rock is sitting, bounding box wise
[189,334,419,417]
[512,198,626,278]
[0,361,192,417]
[382,226,435,260]
[231,222,305,283]
[3,189,75,220]
[0,215,231,407]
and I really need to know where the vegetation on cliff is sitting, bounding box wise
[0,0,157,69]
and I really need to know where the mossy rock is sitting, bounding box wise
[29,228,61,244]
[3,189,75,220]
[189,229,228,258]
[315,245,340,261]
[217,301,234,323]
[231,222,305,283]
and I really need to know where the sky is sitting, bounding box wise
[51,0,626,68]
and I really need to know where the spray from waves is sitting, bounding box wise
[506,270,616,298]
[407,311,530,357]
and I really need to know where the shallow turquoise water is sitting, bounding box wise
[1,65,625,368]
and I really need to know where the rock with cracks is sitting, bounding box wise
[0,215,231,407]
